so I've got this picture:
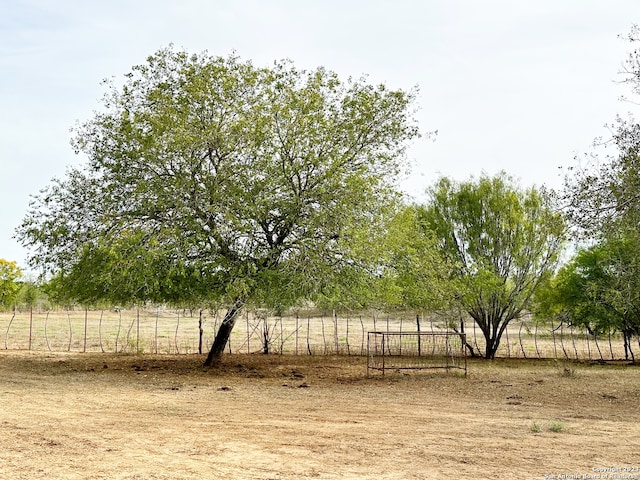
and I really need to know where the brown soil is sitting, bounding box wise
[1,352,639,479]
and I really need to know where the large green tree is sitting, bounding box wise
[17,47,420,365]
[420,173,566,358]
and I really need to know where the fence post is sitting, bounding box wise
[559,322,568,359]
[345,316,350,355]
[307,315,312,355]
[279,315,284,355]
[570,324,578,359]
[416,314,421,356]
[154,308,159,354]
[29,307,33,351]
[175,310,180,354]
[505,323,510,358]
[398,316,403,355]
[333,310,338,354]
[518,321,526,358]
[99,310,105,353]
[198,309,205,355]
[66,310,72,352]
[594,330,604,361]
[295,313,299,355]
[5,309,16,349]
[608,329,614,360]
[45,311,51,351]
[246,310,250,354]
[83,307,88,353]
[533,321,540,358]
[321,315,327,355]
[472,318,480,355]
[115,310,122,353]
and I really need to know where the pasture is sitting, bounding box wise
[1,352,639,479]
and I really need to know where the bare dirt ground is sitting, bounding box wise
[1,352,639,480]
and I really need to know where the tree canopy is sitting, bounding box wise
[16,47,420,364]
[420,173,566,358]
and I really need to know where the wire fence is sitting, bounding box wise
[1,308,638,361]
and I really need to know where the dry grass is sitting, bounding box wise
[1,352,639,479]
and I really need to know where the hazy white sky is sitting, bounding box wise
[2,0,640,269]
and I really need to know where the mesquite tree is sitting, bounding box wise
[16,47,420,365]
[420,173,566,358]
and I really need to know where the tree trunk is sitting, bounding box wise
[204,299,245,366]
[485,316,514,359]
[485,335,500,359]
[472,312,508,359]
[198,309,204,355]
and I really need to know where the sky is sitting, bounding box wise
[2,0,640,271]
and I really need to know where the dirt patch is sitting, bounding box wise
[1,352,639,479]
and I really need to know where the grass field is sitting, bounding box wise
[1,351,639,479]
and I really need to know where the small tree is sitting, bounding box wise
[0,259,22,310]
[421,173,566,358]
[535,234,640,362]
[15,281,48,312]
[17,47,420,365]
